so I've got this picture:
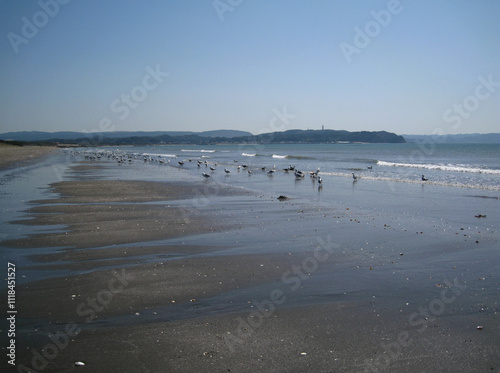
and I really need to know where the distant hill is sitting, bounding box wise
[0,130,253,142]
[8,129,405,146]
[403,133,500,144]
[245,129,405,144]
[199,130,251,138]
[0,129,405,145]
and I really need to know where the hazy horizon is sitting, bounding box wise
[1,1,499,136]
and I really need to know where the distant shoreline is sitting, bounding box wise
[0,129,406,146]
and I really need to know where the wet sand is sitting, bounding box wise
[0,144,57,170]
[16,301,498,373]
[3,179,239,249]
[2,160,499,372]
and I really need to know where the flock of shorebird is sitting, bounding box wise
[199,160,327,184]
[201,162,430,184]
[77,150,430,184]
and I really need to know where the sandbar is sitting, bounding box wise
[0,144,57,170]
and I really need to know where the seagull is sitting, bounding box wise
[421,175,428,181]
[202,172,211,178]
[310,168,320,178]
[367,166,373,169]
[178,161,184,166]
[352,173,358,180]
[224,168,231,174]
[295,170,305,178]
[248,169,253,175]
[267,169,275,175]
[318,176,323,184]
[210,166,216,171]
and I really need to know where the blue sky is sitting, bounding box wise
[1,0,499,135]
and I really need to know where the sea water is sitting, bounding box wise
[103,143,500,191]
[71,142,499,229]
[2,143,498,249]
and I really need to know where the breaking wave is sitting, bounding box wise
[142,153,177,158]
[319,171,500,191]
[377,161,500,175]
[181,149,216,153]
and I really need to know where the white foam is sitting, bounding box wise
[242,153,256,157]
[377,160,500,175]
[142,153,177,158]
[272,154,287,159]
[181,149,216,153]
[319,171,500,191]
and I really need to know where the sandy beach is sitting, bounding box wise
[0,144,57,170]
[1,155,499,373]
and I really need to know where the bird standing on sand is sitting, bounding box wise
[224,168,230,174]
[421,175,428,181]
[318,176,323,184]
[352,173,357,180]
[202,172,211,178]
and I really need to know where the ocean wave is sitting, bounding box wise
[181,149,216,153]
[242,152,314,160]
[319,172,500,191]
[142,153,177,158]
[377,160,500,175]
